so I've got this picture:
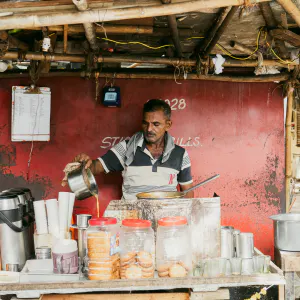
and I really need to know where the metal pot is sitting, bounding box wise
[270,213,300,251]
[67,164,98,200]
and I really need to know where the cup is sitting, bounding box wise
[264,255,271,273]
[241,258,254,275]
[230,257,242,275]
[52,239,78,274]
[76,214,92,229]
[193,260,205,277]
[253,255,265,274]
[203,258,227,278]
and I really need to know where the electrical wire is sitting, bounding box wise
[98,37,173,50]
[95,27,297,65]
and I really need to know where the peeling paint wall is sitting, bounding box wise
[0,78,284,256]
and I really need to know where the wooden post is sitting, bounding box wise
[72,0,99,51]
[203,6,239,57]
[286,83,294,212]
[277,0,300,27]
[0,0,272,30]
[63,24,68,53]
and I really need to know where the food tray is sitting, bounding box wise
[20,261,80,283]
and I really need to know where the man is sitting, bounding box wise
[73,99,194,199]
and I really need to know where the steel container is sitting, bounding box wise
[221,227,234,258]
[67,164,98,200]
[236,232,254,258]
[270,213,300,251]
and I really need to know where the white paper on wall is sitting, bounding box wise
[11,86,51,142]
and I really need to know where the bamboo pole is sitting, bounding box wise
[203,6,239,57]
[277,0,300,27]
[63,25,68,53]
[0,70,290,82]
[72,0,99,51]
[0,0,272,30]
[1,51,296,69]
[43,25,153,35]
[286,83,294,212]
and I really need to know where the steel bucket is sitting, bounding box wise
[270,213,300,251]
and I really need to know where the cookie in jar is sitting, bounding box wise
[156,216,192,278]
[120,219,155,279]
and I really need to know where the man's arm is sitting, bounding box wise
[73,153,105,175]
[179,183,194,198]
[177,149,193,198]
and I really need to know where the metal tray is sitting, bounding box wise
[20,261,80,283]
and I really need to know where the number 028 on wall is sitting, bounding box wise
[165,99,186,110]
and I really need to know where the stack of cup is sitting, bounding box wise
[33,200,48,234]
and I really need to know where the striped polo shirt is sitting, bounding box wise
[99,133,193,199]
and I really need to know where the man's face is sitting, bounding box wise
[142,110,172,144]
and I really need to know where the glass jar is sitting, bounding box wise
[156,216,191,278]
[120,219,155,279]
[85,217,120,280]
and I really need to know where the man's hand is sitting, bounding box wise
[180,183,194,198]
[73,153,105,175]
[73,153,92,169]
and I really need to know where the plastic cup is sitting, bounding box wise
[230,257,242,275]
[253,255,265,274]
[242,258,254,275]
[263,255,271,273]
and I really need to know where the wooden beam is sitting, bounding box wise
[229,41,257,57]
[1,51,296,69]
[259,2,289,58]
[161,0,182,57]
[270,28,300,47]
[203,6,239,57]
[166,15,182,57]
[0,70,290,82]
[197,6,232,56]
[72,0,99,51]
[42,293,189,300]
[277,0,300,27]
[63,25,68,53]
[0,0,272,30]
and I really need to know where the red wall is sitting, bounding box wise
[0,77,284,256]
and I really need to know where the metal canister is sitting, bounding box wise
[35,247,51,259]
[232,229,240,257]
[221,226,234,258]
[236,232,254,258]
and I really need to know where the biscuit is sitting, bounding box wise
[158,271,169,277]
[142,272,154,278]
[121,257,136,267]
[179,261,189,271]
[169,264,187,278]
[121,252,136,262]
[88,248,111,254]
[124,265,142,279]
[137,251,152,268]
[87,232,112,238]
[157,263,171,273]
[88,253,119,260]
[141,265,154,273]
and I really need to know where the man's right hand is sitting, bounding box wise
[72,153,105,175]
[73,153,93,169]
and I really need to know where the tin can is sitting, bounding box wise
[35,246,51,259]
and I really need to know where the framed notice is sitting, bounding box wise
[11,86,51,142]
